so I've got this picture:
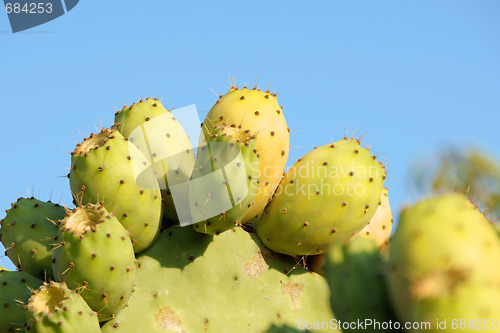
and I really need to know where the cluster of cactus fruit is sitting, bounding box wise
[1,83,499,333]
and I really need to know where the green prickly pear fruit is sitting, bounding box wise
[114,98,195,226]
[257,138,386,256]
[0,197,65,279]
[202,87,290,223]
[101,226,338,333]
[387,193,500,332]
[351,187,393,248]
[190,126,259,235]
[51,204,136,321]
[69,128,162,253]
[323,237,397,332]
[25,281,100,333]
[0,268,43,332]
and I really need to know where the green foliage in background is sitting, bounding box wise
[412,148,500,221]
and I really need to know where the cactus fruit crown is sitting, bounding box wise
[61,205,106,234]
[27,282,70,315]
[72,129,115,156]
[208,123,256,144]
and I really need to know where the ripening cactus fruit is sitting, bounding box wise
[257,138,386,256]
[190,126,259,235]
[25,281,100,333]
[387,193,500,332]
[351,187,393,248]
[202,86,290,223]
[69,128,162,253]
[101,226,337,333]
[0,268,43,332]
[0,197,65,279]
[309,188,392,276]
[114,98,195,226]
[51,204,136,321]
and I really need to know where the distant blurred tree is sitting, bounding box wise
[412,148,500,222]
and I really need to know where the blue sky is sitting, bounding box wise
[1,1,499,269]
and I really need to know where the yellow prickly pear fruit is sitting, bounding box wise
[202,86,290,222]
[352,187,393,248]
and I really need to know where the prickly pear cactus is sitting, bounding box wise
[351,187,393,248]
[101,226,338,333]
[51,204,136,321]
[323,237,397,332]
[257,138,385,256]
[0,268,43,332]
[190,126,259,235]
[114,98,195,225]
[25,281,100,333]
[202,87,290,222]
[387,193,500,332]
[69,128,162,252]
[0,197,65,279]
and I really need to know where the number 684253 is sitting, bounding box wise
[5,2,53,14]
[452,319,499,330]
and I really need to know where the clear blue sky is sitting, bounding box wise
[1,1,499,270]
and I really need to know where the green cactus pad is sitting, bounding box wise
[51,204,136,321]
[25,281,100,333]
[114,98,195,226]
[387,193,500,331]
[323,237,397,332]
[0,268,43,332]
[191,126,259,235]
[101,226,337,333]
[257,138,385,256]
[69,128,162,253]
[0,197,65,279]
[203,87,290,222]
